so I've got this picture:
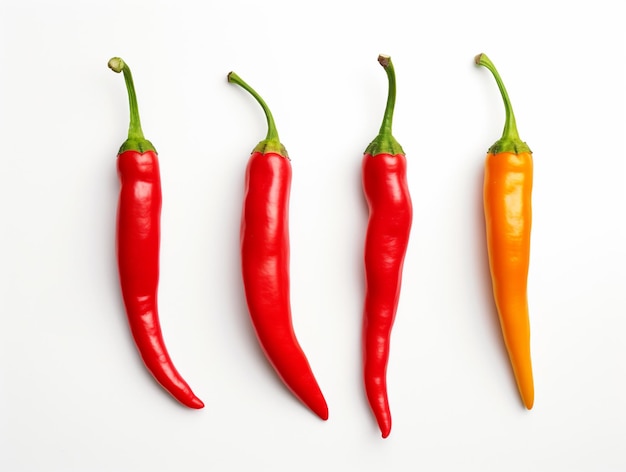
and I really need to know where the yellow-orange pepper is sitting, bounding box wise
[476,53,534,409]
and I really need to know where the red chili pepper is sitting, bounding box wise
[362,55,413,438]
[228,71,328,420]
[108,57,203,409]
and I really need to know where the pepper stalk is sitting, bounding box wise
[365,54,404,157]
[108,57,156,154]
[475,53,531,155]
[227,71,288,157]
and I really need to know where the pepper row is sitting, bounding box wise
[108,53,534,438]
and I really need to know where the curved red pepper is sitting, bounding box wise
[228,71,328,420]
[362,55,413,438]
[109,57,203,409]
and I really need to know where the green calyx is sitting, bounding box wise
[227,71,288,158]
[475,53,531,154]
[108,57,156,154]
[365,54,404,156]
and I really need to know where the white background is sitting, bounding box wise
[1,0,625,471]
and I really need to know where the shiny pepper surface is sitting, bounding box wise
[109,57,203,409]
[229,71,328,420]
[362,55,412,438]
[477,53,534,409]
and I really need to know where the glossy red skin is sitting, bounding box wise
[362,152,413,438]
[116,150,203,409]
[241,151,328,420]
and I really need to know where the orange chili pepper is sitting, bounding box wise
[475,53,534,409]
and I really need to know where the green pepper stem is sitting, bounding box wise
[228,71,286,156]
[108,58,143,139]
[378,55,396,136]
[108,57,155,153]
[365,54,404,156]
[475,53,530,154]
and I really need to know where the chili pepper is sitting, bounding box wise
[362,55,413,438]
[475,53,534,409]
[108,57,203,409]
[227,71,328,420]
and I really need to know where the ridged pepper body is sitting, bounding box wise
[360,55,412,438]
[362,151,413,437]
